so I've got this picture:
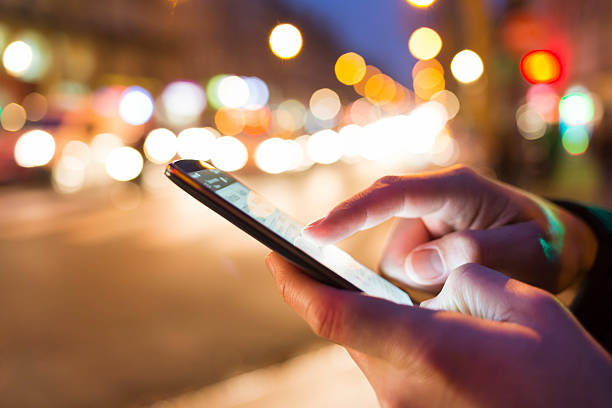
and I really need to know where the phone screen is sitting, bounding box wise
[184,165,412,306]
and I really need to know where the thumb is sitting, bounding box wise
[420,263,557,327]
[399,221,556,290]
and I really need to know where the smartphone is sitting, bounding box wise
[165,159,412,305]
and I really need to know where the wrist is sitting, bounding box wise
[551,204,598,291]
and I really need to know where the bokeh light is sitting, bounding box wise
[22,92,48,121]
[404,101,448,153]
[335,52,367,85]
[206,74,227,110]
[63,140,91,164]
[520,50,562,84]
[215,108,245,135]
[516,104,547,140]
[211,136,248,171]
[408,27,442,60]
[561,126,589,156]
[14,130,56,168]
[365,74,396,105]
[269,23,303,59]
[412,58,444,78]
[119,86,154,125]
[91,133,123,163]
[451,49,484,84]
[559,91,594,126]
[177,128,217,160]
[309,88,341,120]
[2,40,33,76]
[16,31,52,82]
[144,128,177,164]
[161,81,206,125]
[217,75,250,109]
[407,0,436,7]
[105,146,144,181]
[526,84,559,123]
[430,129,459,166]
[349,98,381,126]
[1,103,27,131]
[353,65,381,96]
[91,86,123,117]
[243,107,271,136]
[52,157,86,193]
[243,77,270,109]
[307,129,343,164]
[275,99,306,132]
[255,138,294,174]
[431,90,460,120]
[413,67,445,100]
[338,124,364,160]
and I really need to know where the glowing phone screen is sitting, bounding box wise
[189,168,413,305]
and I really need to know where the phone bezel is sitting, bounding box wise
[165,159,362,291]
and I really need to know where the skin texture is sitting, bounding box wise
[302,165,598,293]
[265,254,612,407]
[264,166,610,406]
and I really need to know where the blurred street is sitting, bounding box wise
[0,165,395,408]
[2,0,612,406]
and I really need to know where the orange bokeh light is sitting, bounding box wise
[243,107,272,136]
[520,50,562,84]
[215,108,245,135]
[353,65,381,97]
[365,74,396,105]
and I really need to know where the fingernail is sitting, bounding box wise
[407,248,445,284]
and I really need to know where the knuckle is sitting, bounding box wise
[448,164,477,178]
[451,232,485,265]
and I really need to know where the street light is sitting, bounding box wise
[269,24,303,59]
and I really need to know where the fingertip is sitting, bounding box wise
[304,217,326,230]
[264,252,275,271]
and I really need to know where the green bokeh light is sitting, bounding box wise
[206,74,227,110]
[561,126,589,155]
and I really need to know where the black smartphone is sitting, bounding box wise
[165,159,412,305]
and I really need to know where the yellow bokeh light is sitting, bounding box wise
[451,49,484,84]
[412,59,444,79]
[409,27,442,60]
[413,67,445,100]
[335,52,366,85]
[407,0,436,7]
[269,23,303,59]
[1,103,27,131]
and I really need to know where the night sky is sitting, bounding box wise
[283,0,508,86]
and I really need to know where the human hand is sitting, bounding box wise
[265,253,612,408]
[303,165,597,293]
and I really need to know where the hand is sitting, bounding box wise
[265,253,612,408]
[303,165,597,293]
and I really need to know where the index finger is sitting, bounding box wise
[303,166,477,245]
